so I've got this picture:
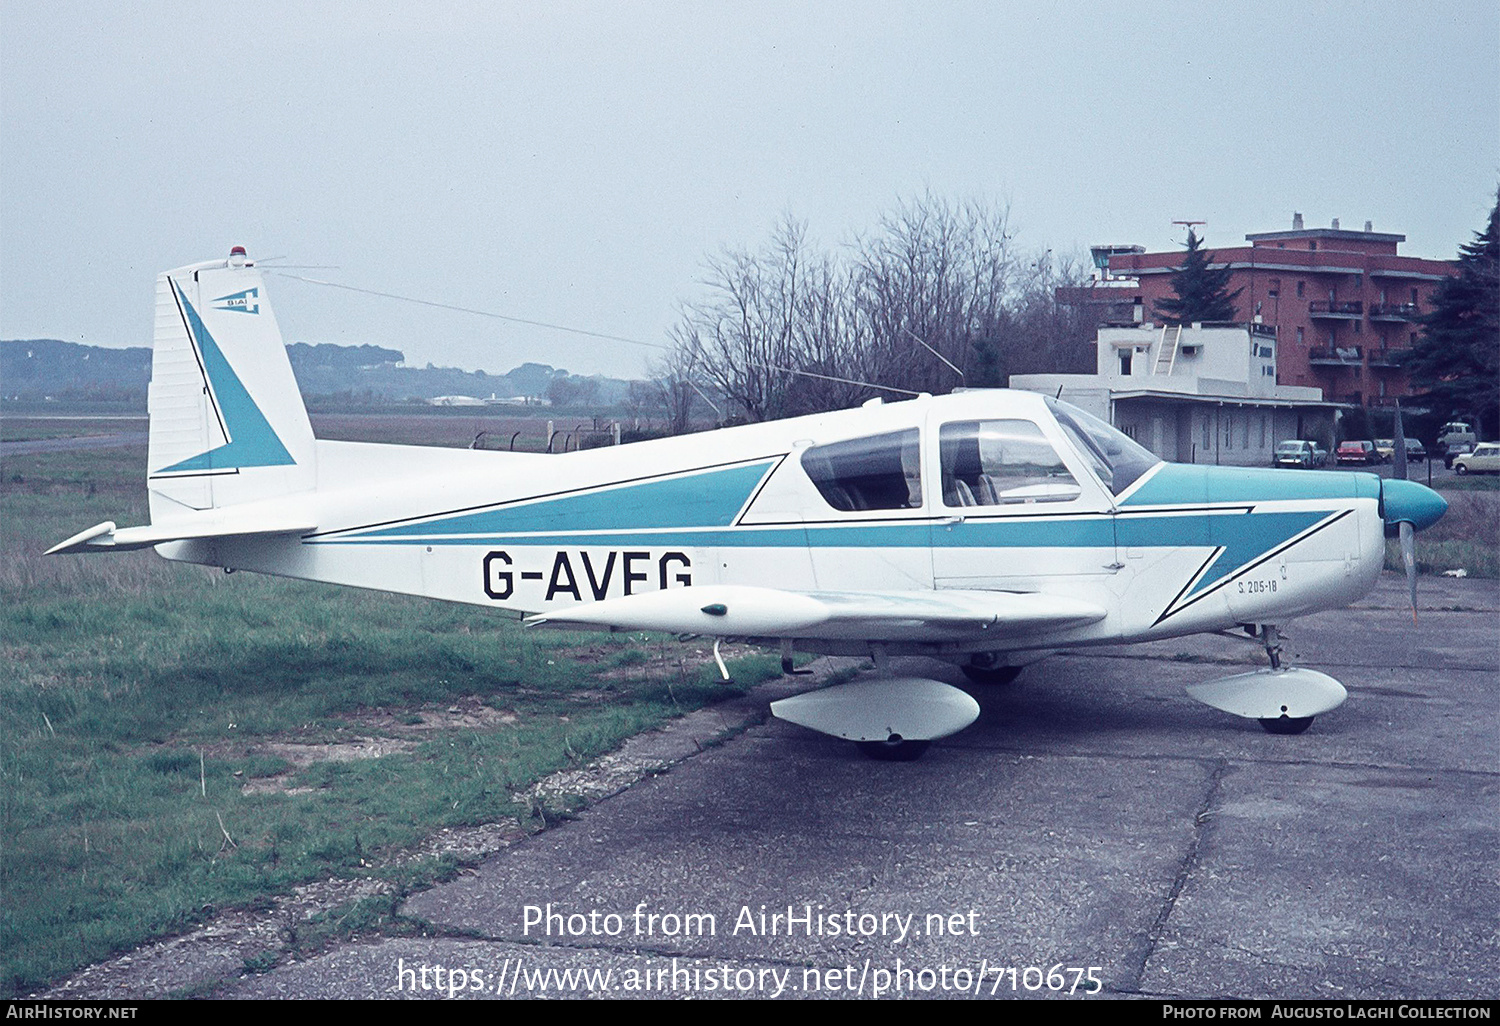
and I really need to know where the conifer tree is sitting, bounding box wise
[1404,194,1500,435]
[1153,229,1242,325]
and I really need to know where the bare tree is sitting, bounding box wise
[674,215,810,422]
[780,252,877,414]
[850,194,1017,394]
[998,251,1095,379]
[644,345,704,435]
[622,379,654,430]
[664,196,1091,421]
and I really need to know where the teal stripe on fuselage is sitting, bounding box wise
[1114,508,1329,548]
[1122,463,1379,506]
[314,517,1110,550]
[316,504,1351,602]
[337,458,1370,548]
[313,507,1331,561]
[347,460,780,539]
[1127,508,1335,598]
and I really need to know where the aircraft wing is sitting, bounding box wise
[526,585,1106,639]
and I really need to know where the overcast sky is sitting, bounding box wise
[3,1,1496,380]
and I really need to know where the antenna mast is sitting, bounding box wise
[1172,219,1207,241]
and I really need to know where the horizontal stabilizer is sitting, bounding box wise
[47,502,316,555]
[527,585,1106,637]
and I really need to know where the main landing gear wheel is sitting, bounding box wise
[961,655,1023,686]
[1256,629,1314,734]
[856,737,931,761]
[1259,715,1315,735]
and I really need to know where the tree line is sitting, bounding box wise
[637,195,1095,427]
[1404,193,1499,437]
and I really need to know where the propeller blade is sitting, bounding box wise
[1399,520,1417,625]
[1392,401,1409,481]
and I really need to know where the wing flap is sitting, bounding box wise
[526,585,1106,638]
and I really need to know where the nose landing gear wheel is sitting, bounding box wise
[1259,715,1315,735]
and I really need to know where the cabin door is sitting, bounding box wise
[928,414,1120,588]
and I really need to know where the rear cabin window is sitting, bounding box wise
[939,420,1081,507]
[801,429,922,512]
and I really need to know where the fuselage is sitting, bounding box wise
[162,389,1388,659]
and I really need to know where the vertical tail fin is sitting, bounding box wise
[147,249,315,516]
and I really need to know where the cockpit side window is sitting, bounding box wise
[939,420,1082,507]
[801,429,922,512]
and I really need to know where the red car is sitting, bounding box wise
[1336,440,1380,466]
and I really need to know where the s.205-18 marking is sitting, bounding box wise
[1238,578,1279,595]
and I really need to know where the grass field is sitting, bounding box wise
[0,417,147,443]
[1436,473,1500,492]
[1381,488,1500,579]
[0,437,775,996]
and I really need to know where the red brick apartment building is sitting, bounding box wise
[1069,215,1457,408]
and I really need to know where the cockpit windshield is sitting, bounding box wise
[1044,397,1161,496]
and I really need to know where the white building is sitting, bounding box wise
[1011,324,1343,466]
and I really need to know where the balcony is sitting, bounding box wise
[1308,346,1363,366]
[1368,302,1420,321]
[1367,348,1412,369]
[1308,300,1364,320]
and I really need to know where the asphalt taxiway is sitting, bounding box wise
[64,574,1500,1000]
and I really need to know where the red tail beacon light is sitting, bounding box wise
[228,245,247,268]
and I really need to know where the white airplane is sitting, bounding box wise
[50,250,1449,759]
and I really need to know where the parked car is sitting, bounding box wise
[1437,421,1478,453]
[1272,440,1327,468]
[1372,438,1426,463]
[1444,442,1475,469]
[1336,440,1380,466]
[1452,442,1500,475]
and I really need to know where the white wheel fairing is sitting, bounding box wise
[771,678,981,742]
[1186,667,1348,720]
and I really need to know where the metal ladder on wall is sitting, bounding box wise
[1155,324,1182,376]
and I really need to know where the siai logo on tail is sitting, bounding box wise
[212,287,260,315]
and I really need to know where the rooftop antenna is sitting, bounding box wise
[1172,219,1207,241]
